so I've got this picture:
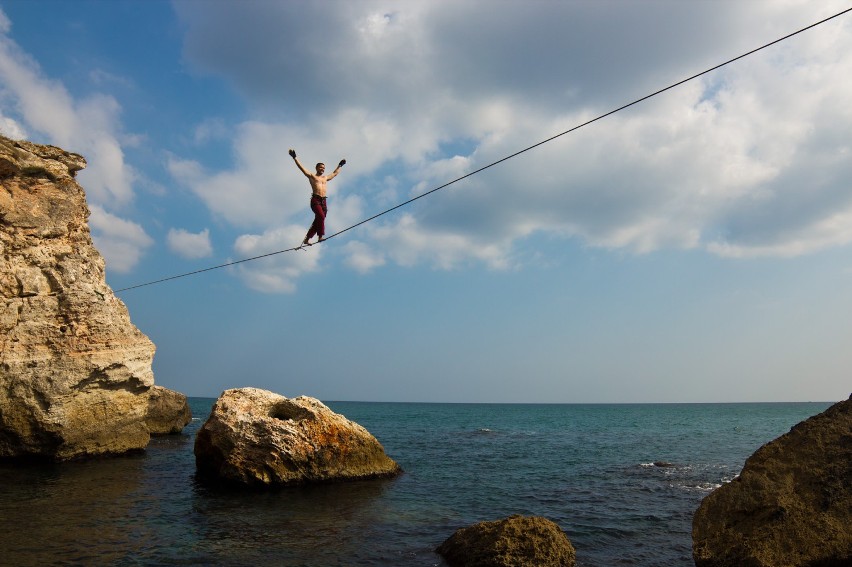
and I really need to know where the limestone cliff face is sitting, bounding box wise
[0,135,156,460]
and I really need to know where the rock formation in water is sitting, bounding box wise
[436,514,577,567]
[194,387,402,486]
[692,395,851,567]
[145,385,192,435]
[0,135,178,460]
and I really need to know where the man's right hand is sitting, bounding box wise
[288,149,296,158]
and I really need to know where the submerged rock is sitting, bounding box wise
[194,387,402,486]
[145,385,191,435]
[0,135,169,460]
[692,396,851,567]
[436,514,576,567]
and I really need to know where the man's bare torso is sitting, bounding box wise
[308,174,329,197]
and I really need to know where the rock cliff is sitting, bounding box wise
[194,388,402,486]
[0,135,159,460]
[692,396,851,567]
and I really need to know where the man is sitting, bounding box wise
[288,148,346,246]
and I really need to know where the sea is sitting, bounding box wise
[0,399,833,567]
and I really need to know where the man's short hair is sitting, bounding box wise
[316,163,324,169]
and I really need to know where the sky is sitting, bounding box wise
[1,1,850,403]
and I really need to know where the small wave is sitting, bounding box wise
[679,482,722,492]
[639,461,678,468]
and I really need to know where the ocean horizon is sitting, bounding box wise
[0,399,834,566]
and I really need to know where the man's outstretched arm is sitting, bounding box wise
[288,149,310,177]
[326,158,346,181]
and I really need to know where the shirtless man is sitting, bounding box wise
[288,149,345,246]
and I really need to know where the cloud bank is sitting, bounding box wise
[169,1,852,292]
[0,7,150,272]
[3,3,851,291]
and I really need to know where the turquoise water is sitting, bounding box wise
[0,400,832,566]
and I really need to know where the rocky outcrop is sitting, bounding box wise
[693,396,851,567]
[436,515,576,567]
[145,385,191,435]
[0,135,159,460]
[194,388,402,486]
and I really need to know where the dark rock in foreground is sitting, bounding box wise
[194,387,402,486]
[436,514,576,567]
[692,396,851,567]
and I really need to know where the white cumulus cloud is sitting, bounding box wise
[88,205,154,273]
[0,25,136,207]
[0,8,10,34]
[168,228,213,259]
[0,111,26,139]
[343,240,386,274]
[0,8,150,274]
[169,0,852,288]
[231,226,322,293]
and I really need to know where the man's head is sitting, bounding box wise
[316,163,325,174]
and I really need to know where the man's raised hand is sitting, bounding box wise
[289,149,296,158]
[338,159,346,167]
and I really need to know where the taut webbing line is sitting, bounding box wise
[114,6,852,294]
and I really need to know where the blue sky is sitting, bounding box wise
[1,1,850,402]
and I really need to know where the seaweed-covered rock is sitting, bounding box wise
[194,387,402,486]
[692,396,851,567]
[436,515,576,567]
